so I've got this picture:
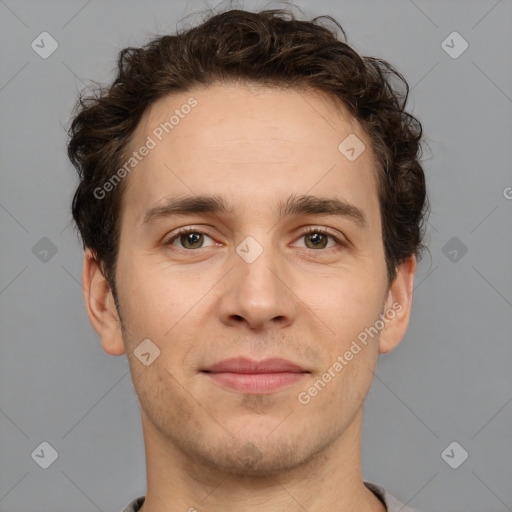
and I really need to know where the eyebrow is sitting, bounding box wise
[141,193,368,229]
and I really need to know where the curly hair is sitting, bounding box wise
[67,8,429,303]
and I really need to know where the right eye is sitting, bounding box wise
[164,227,217,250]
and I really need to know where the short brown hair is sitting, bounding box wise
[67,7,429,303]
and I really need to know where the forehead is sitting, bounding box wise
[136,82,365,154]
[120,82,380,229]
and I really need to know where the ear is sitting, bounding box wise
[378,255,417,354]
[82,248,126,356]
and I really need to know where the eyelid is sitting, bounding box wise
[293,226,347,250]
[163,226,217,248]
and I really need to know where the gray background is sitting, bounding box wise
[1,0,511,511]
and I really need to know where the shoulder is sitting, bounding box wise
[121,495,145,512]
[122,486,424,512]
[364,481,424,512]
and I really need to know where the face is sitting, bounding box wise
[86,82,414,476]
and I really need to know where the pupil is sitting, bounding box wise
[184,232,202,248]
[309,232,326,248]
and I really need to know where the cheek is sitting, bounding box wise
[117,256,191,333]
[304,275,385,389]
[129,354,197,430]
[311,274,384,330]
[117,261,208,374]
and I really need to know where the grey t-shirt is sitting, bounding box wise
[121,481,422,511]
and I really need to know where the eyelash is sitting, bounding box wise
[164,226,346,252]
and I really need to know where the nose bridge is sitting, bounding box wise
[235,232,282,296]
[218,230,296,329]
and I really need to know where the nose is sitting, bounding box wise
[218,240,297,331]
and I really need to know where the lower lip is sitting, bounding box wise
[203,372,307,393]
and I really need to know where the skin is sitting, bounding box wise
[82,82,416,512]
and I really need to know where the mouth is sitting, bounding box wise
[201,357,310,394]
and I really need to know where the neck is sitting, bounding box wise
[138,408,386,512]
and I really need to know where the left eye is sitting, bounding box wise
[164,228,344,251]
[293,229,342,250]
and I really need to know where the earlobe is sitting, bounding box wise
[82,248,126,356]
[378,255,417,354]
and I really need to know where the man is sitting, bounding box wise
[67,7,429,512]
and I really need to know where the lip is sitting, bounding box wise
[201,357,309,394]
[202,357,307,373]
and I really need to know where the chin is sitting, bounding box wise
[194,433,316,477]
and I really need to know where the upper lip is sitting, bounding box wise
[202,357,308,374]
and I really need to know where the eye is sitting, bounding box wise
[164,227,216,250]
[163,226,346,252]
[293,228,345,251]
